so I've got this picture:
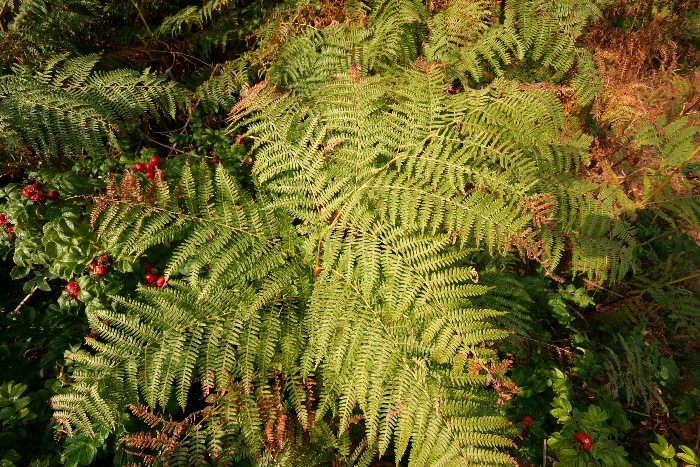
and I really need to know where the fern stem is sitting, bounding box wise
[664,272,700,287]
[131,0,152,35]
[0,0,6,33]
[542,438,548,467]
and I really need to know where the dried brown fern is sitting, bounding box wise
[121,404,202,464]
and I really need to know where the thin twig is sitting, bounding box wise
[665,272,700,287]
[14,285,40,314]
[543,438,548,467]
[131,0,152,35]
[138,133,188,154]
[0,0,8,33]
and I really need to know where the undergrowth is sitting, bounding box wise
[0,0,698,465]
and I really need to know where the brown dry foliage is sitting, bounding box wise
[584,0,699,135]
[121,404,202,465]
[90,168,167,227]
[246,0,367,69]
[578,1,699,209]
[468,358,520,404]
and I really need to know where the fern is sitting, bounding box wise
[633,116,700,231]
[155,0,231,39]
[256,0,425,92]
[194,60,249,114]
[46,1,700,465]
[605,328,672,414]
[154,0,261,60]
[305,224,516,464]
[231,63,636,280]
[0,55,181,161]
[0,0,101,61]
[54,162,518,465]
[423,0,603,104]
[425,1,522,84]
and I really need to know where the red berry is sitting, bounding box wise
[4,225,14,237]
[522,416,535,425]
[145,168,155,180]
[21,185,36,199]
[88,262,98,271]
[65,281,80,298]
[93,265,108,276]
[135,162,146,172]
[211,156,221,165]
[149,155,161,166]
[155,276,167,287]
[22,182,42,199]
[96,255,111,268]
[144,262,154,272]
[30,193,47,202]
[574,431,593,450]
[0,213,6,223]
[144,272,158,283]
[46,190,59,201]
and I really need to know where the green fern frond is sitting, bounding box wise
[304,223,516,464]
[195,60,249,114]
[232,64,635,280]
[3,0,101,59]
[55,161,519,465]
[155,0,231,39]
[634,116,700,230]
[232,70,538,254]
[0,55,181,160]
[425,2,521,84]
[93,163,292,300]
[263,0,425,93]
[605,329,670,414]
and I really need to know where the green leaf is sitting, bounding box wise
[12,397,30,411]
[61,438,97,467]
[10,265,30,280]
[2,449,21,462]
[651,435,676,459]
[677,445,700,465]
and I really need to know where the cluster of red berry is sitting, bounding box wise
[0,213,14,238]
[134,155,163,180]
[517,416,593,451]
[519,415,535,439]
[143,262,167,287]
[574,431,593,450]
[21,182,59,203]
[65,281,80,299]
[88,255,112,276]
[66,258,168,301]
